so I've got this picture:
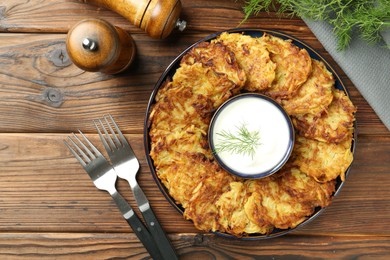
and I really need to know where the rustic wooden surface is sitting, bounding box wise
[0,0,389,259]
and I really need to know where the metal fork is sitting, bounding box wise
[94,114,178,260]
[64,131,163,260]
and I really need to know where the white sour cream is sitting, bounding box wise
[210,94,293,177]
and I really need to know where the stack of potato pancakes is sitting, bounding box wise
[148,32,356,237]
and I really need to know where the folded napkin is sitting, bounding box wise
[303,19,390,131]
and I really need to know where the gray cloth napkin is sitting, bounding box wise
[303,19,390,131]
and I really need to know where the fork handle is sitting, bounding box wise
[142,206,179,260]
[111,191,163,260]
[132,185,179,260]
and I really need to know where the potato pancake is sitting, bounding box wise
[212,32,276,92]
[149,84,213,165]
[217,182,273,235]
[184,169,235,232]
[292,136,354,182]
[158,154,219,208]
[149,82,212,131]
[173,63,243,108]
[180,41,246,94]
[293,89,357,143]
[245,167,335,230]
[281,59,334,116]
[260,33,312,98]
[148,32,356,237]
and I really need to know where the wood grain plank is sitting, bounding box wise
[0,232,389,259]
[0,33,172,133]
[0,133,197,233]
[0,32,387,136]
[0,0,130,33]
[0,133,389,235]
[0,0,308,35]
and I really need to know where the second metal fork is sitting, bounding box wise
[64,131,163,259]
[94,115,178,260]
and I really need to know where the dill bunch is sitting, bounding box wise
[242,0,390,50]
[214,123,261,159]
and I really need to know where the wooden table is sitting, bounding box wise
[1,0,389,258]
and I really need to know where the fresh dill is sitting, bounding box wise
[214,123,261,159]
[241,0,390,51]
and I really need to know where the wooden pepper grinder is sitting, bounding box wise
[83,0,187,39]
[66,18,136,74]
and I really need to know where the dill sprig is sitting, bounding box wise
[214,123,261,159]
[241,0,390,51]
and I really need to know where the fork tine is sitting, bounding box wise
[106,114,127,145]
[71,132,96,160]
[68,134,93,163]
[94,119,112,153]
[97,118,117,151]
[77,130,103,157]
[64,139,87,167]
[104,115,121,147]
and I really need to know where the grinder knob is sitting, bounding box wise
[66,18,136,74]
[83,0,186,39]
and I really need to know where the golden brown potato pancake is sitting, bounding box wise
[212,32,276,92]
[173,63,243,108]
[180,41,246,93]
[293,89,357,143]
[149,82,212,131]
[189,180,275,236]
[245,167,335,230]
[184,169,235,232]
[281,59,334,116]
[292,136,354,182]
[158,154,219,208]
[217,182,273,235]
[260,33,312,98]
[149,84,212,165]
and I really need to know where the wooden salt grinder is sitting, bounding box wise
[83,0,187,39]
[66,18,136,74]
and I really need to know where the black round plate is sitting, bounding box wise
[143,29,356,240]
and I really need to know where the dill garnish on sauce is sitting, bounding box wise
[214,122,261,159]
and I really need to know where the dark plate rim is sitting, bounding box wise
[143,28,357,240]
